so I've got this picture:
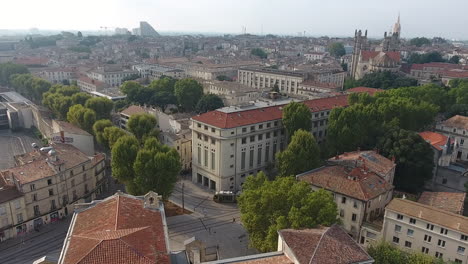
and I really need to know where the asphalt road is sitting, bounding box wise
[0,129,40,170]
[0,217,71,264]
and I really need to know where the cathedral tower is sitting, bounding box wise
[350,29,370,79]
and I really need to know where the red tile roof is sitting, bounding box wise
[120,105,147,116]
[297,165,393,201]
[441,115,468,130]
[360,51,400,62]
[77,76,109,89]
[14,57,49,66]
[60,193,169,264]
[328,150,395,178]
[419,131,448,151]
[192,95,349,129]
[279,225,373,264]
[0,171,23,204]
[347,87,384,96]
[236,255,293,264]
[418,192,465,215]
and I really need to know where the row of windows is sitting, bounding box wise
[396,213,466,240]
[240,121,279,133]
[393,235,466,256]
[240,142,282,170]
[197,147,216,171]
[241,130,284,144]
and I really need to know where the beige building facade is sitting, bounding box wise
[238,67,305,95]
[0,144,106,242]
[381,199,468,264]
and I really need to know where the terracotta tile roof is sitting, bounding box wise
[418,192,466,215]
[387,198,468,234]
[441,115,468,130]
[346,87,384,96]
[77,76,109,89]
[300,80,339,89]
[9,144,90,184]
[0,171,23,204]
[279,225,373,264]
[120,105,147,117]
[297,165,393,201]
[61,193,169,264]
[440,70,468,78]
[192,95,349,129]
[418,131,448,151]
[328,150,395,178]
[14,57,49,65]
[361,51,400,62]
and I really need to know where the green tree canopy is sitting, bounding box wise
[174,79,203,111]
[133,139,181,199]
[250,48,267,59]
[111,135,140,184]
[127,113,157,141]
[66,104,96,132]
[344,71,418,90]
[276,129,321,177]
[408,51,445,64]
[103,126,128,149]
[449,55,460,64]
[282,102,312,138]
[71,92,92,106]
[196,94,224,113]
[409,37,431,47]
[377,128,434,193]
[328,42,346,57]
[148,77,177,111]
[0,63,29,86]
[92,119,113,146]
[368,241,444,264]
[238,173,337,252]
[85,97,114,120]
[10,73,51,101]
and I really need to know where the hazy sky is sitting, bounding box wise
[2,0,468,39]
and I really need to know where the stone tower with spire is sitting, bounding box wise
[350,29,370,79]
[380,15,401,52]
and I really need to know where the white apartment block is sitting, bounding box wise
[191,95,349,192]
[88,66,138,87]
[304,52,326,61]
[39,68,76,84]
[436,115,468,162]
[238,67,305,95]
[380,198,468,264]
[0,144,106,242]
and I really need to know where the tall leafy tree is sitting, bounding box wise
[103,126,128,149]
[276,129,321,177]
[409,37,431,47]
[0,63,29,86]
[127,113,157,141]
[133,139,181,199]
[174,79,203,111]
[120,81,145,104]
[93,119,113,144]
[250,48,267,59]
[66,104,96,132]
[282,102,312,138]
[377,128,434,192]
[111,135,140,184]
[327,42,346,57]
[196,94,224,113]
[238,173,337,252]
[71,92,92,106]
[368,241,443,264]
[148,77,177,111]
[85,97,114,120]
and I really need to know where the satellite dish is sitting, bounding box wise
[31,143,39,149]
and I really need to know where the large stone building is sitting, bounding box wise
[350,17,402,80]
[58,191,170,264]
[297,150,395,239]
[87,66,138,87]
[436,115,468,162]
[0,144,106,242]
[190,95,349,191]
[380,198,468,264]
[238,67,306,95]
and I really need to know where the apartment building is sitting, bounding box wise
[436,115,468,162]
[304,52,326,61]
[191,95,349,191]
[132,64,185,80]
[238,67,305,95]
[297,150,395,239]
[381,198,468,264]
[0,144,106,242]
[88,66,138,87]
[39,67,76,84]
[201,79,265,106]
[77,76,110,93]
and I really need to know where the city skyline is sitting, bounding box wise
[1,0,468,39]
